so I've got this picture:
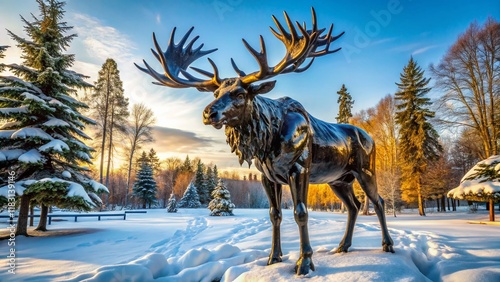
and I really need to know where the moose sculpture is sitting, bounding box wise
[136,7,394,275]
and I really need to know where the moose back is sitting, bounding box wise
[136,7,394,276]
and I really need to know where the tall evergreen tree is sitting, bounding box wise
[395,57,442,216]
[132,162,157,209]
[194,160,209,205]
[336,84,354,124]
[136,151,149,168]
[85,58,129,187]
[208,179,235,216]
[166,193,177,213]
[205,166,216,201]
[148,148,161,174]
[0,0,107,235]
[180,155,193,173]
[178,182,201,208]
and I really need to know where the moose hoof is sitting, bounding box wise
[267,256,282,265]
[294,256,315,275]
[383,244,395,253]
[335,245,350,253]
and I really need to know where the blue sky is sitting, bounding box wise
[1,0,499,172]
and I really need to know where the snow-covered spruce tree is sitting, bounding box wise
[194,160,209,205]
[395,57,442,216]
[0,0,107,235]
[178,182,201,208]
[208,179,235,216]
[205,165,217,202]
[166,193,177,213]
[132,162,157,209]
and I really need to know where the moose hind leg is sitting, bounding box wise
[329,177,361,253]
[261,176,283,264]
[356,170,395,253]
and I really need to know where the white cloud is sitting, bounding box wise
[412,45,439,55]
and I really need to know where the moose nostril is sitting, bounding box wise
[208,111,218,120]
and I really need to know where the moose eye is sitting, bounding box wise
[213,90,219,98]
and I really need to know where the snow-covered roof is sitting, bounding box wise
[448,155,500,201]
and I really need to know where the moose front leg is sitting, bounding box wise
[289,170,315,275]
[261,176,283,265]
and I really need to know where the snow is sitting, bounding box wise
[11,127,53,140]
[62,170,72,179]
[448,155,500,200]
[0,180,35,196]
[0,129,15,139]
[0,106,28,115]
[87,179,109,194]
[39,139,70,152]
[38,177,96,207]
[0,75,43,93]
[0,149,25,161]
[1,208,499,282]
[43,117,70,127]
[21,91,46,103]
[18,148,43,163]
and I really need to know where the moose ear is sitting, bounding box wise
[248,80,276,95]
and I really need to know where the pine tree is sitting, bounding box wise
[85,58,128,187]
[205,166,217,201]
[0,0,107,235]
[395,57,442,216]
[0,46,7,71]
[132,163,157,209]
[194,160,209,205]
[208,179,235,216]
[181,155,193,173]
[166,193,178,213]
[178,182,201,208]
[148,148,161,174]
[136,151,148,166]
[336,84,354,124]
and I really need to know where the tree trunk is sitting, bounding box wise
[29,205,34,226]
[436,198,440,212]
[99,72,112,184]
[15,194,32,236]
[104,102,115,208]
[142,201,146,209]
[489,199,495,221]
[440,196,446,212]
[125,143,137,208]
[35,204,48,231]
[362,194,369,215]
[417,189,426,216]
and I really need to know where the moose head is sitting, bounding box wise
[135,8,343,130]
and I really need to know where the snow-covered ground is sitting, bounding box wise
[1,208,499,281]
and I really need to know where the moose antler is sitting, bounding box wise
[135,27,221,92]
[233,7,344,85]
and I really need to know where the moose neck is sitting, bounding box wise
[224,95,283,167]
